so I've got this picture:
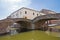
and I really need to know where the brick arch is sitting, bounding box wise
[0,18,32,24]
[33,13,60,23]
[0,18,32,28]
[11,18,32,32]
[32,13,60,30]
[0,18,32,34]
[13,18,32,23]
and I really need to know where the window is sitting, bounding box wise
[25,16,27,19]
[37,14,38,16]
[33,13,34,15]
[25,11,27,14]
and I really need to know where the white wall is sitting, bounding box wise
[7,7,46,20]
[19,8,40,20]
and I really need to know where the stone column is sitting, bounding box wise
[10,23,19,35]
[31,23,35,29]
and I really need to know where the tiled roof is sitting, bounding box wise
[40,9,56,14]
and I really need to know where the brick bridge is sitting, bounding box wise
[0,13,60,34]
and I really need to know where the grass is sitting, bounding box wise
[0,30,60,40]
[46,31,60,37]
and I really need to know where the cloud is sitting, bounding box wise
[0,0,32,20]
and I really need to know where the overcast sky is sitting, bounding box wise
[0,0,60,20]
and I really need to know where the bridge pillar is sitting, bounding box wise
[31,23,35,29]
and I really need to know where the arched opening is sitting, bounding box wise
[34,19,48,31]
[33,13,60,31]
[46,20,60,32]
[16,21,31,32]
[6,23,21,35]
